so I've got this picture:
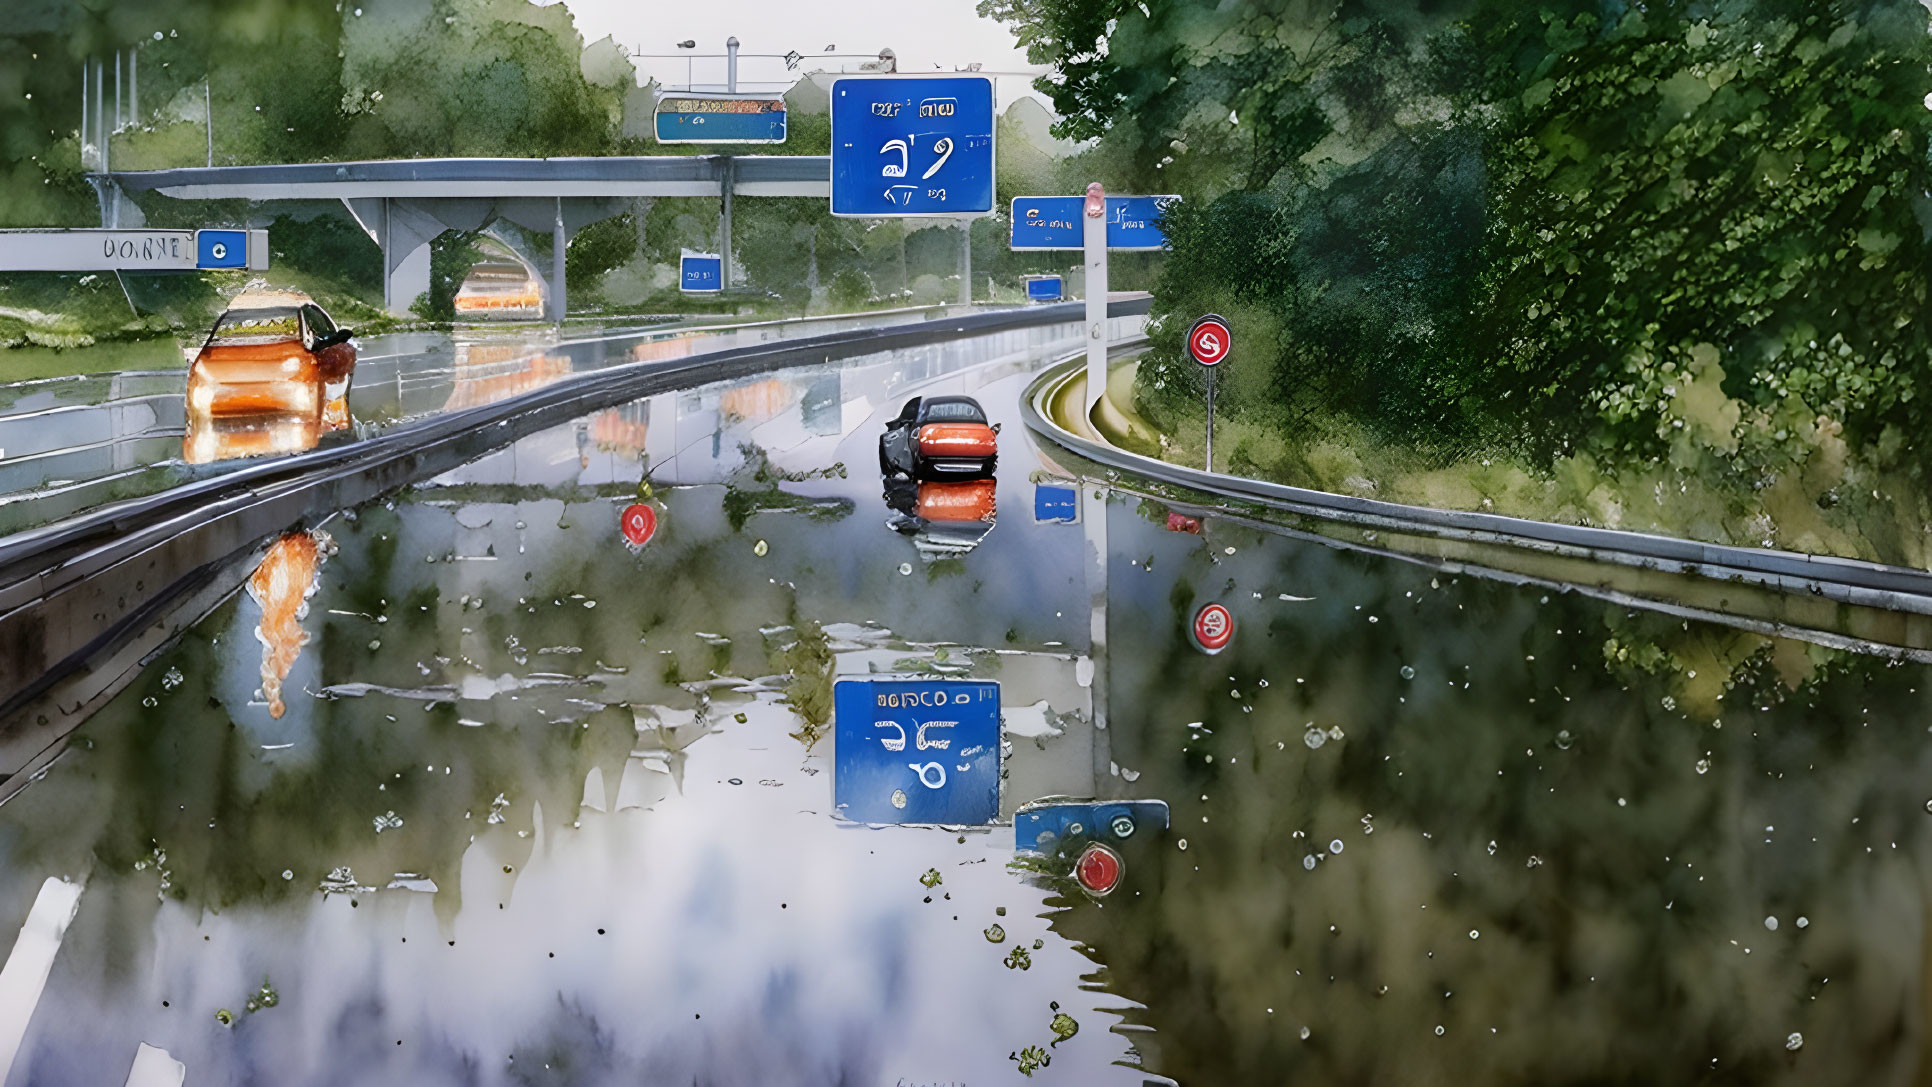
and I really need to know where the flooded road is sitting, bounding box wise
[3,322,1931,1085]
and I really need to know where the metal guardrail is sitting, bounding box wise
[1022,356,1932,618]
[0,297,1153,780]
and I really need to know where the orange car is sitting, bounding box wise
[187,293,355,420]
[878,395,999,480]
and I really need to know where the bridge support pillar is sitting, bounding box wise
[344,197,438,317]
[551,197,567,324]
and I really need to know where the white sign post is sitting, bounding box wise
[1083,182,1108,420]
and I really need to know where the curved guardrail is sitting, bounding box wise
[1022,356,1932,619]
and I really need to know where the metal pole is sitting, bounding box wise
[552,196,567,325]
[129,47,137,126]
[726,37,739,93]
[93,61,104,173]
[1205,367,1216,472]
[79,59,87,171]
[204,81,213,166]
[720,157,733,288]
[114,51,121,133]
[958,219,971,306]
[1082,182,1108,421]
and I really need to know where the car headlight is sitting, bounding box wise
[188,381,214,415]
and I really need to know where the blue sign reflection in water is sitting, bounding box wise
[834,678,1001,824]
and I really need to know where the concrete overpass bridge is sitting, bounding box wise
[104,155,831,318]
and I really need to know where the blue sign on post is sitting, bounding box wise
[830,76,995,218]
[834,678,1001,824]
[1009,196,1180,251]
[196,229,248,269]
[1033,483,1079,522]
[680,252,723,293]
[1024,275,1063,303]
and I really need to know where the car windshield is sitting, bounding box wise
[923,401,985,423]
[208,307,301,347]
[304,305,336,341]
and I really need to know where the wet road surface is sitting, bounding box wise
[3,317,1932,1085]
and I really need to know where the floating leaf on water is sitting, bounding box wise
[753,539,769,557]
[919,868,943,888]
[984,923,1006,944]
[1050,1011,1079,1045]
[1004,946,1032,970]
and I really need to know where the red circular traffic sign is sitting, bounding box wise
[1191,602,1234,654]
[1074,842,1123,897]
[1186,314,1232,367]
[620,503,658,546]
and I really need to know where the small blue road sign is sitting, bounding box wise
[196,229,248,269]
[654,93,787,144]
[830,76,995,218]
[1024,275,1063,302]
[1009,195,1179,251]
[835,678,1001,824]
[680,252,723,293]
[1033,483,1078,523]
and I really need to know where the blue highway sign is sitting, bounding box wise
[1024,275,1063,302]
[830,76,995,218]
[680,252,723,293]
[834,678,1001,824]
[1033,483,1078,523]
[654,93,787,144]
[1009,195,1180,251]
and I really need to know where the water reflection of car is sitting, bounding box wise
[184,292,355,464]
[883,477,997,557]
[878,395,999,481]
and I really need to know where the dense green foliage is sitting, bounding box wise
[989,0,1932,468]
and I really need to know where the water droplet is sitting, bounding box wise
[281,870,293,880]
[161,667,184,690]
[1299,1026,1311,1040]
[1304,727,1327,750]
[1661,695,1677,711]
[1796,916,1809,929]
[1786,1032,1803,1051]
[984,924,1006,944]
[1555,729,1574,750]
[1400,665,1415,680]
[1526,855,1543,868]
[1177,839,1187,851]
[1329,839,1343,854]
[1469,929,1480,939]
[372,811,403,833]
[1696,758,1712,775]
[1302,855,1318,871]
[890,789,908,809]
[1486,840,1497,856]
[752,539,769,557]
[898,562,913,576]
[1764,916,1778,931]
[1435,1025,1445,1037]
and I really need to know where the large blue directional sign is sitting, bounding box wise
[834,678,1000,824]
[830,76,995,218]
[1009,195,1180,251]
[654,93,787,144]
[1024,275,1063,303]
[680,252,722,293]
[196,229,249,269]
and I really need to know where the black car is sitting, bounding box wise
[877,395,1000,481]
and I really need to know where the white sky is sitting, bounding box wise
[556,0,1048,103]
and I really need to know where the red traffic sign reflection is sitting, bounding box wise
[1191,602,1234,654]
[1186,314,1232,367]
[620,503,658,546]
[1075,842,1123,896]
